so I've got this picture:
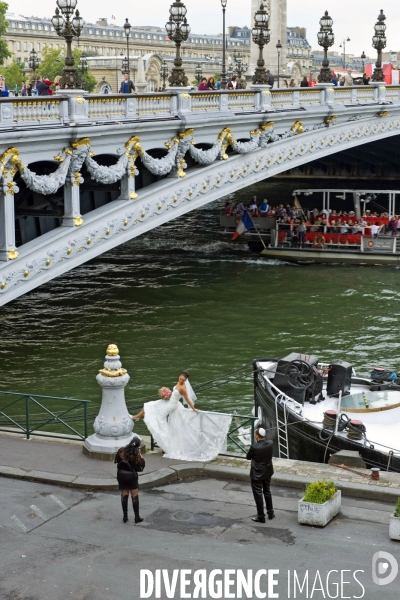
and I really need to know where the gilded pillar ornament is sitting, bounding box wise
[0,148,20,262]
[84,344,136,456]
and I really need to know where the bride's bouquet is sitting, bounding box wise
[158,387,172,400]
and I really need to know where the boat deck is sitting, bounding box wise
[258,360,400,460]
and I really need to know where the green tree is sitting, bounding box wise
[2,60,25,89]
[36,47,64,81]
[0,1,11,65]
[36,47,98,92]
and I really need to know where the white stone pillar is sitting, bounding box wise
[0,168,19,262]
[84,344,135,457]
[62,174,84,227]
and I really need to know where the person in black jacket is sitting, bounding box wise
[119,72,136,94]
[115,436,145,523]
[246,427,274,523]
[35,76,50,96]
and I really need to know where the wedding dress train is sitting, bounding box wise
[143,385,232,462]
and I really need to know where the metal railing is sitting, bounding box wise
[0,390,90,441]
[150,412,257,456]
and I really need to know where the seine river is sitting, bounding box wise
[1,178,399,433]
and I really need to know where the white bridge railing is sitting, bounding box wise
[1,85,399,129]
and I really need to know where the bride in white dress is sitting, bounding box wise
[131,371,232,462]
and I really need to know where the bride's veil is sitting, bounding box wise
[183,378,197,406]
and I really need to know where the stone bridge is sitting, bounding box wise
[0,84,399,305]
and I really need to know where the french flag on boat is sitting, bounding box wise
[231,210,254,240]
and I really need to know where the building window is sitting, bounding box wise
[17,41,21,50]
[103,30,107,35]
[96,30,100,35]
[24,42,27,51]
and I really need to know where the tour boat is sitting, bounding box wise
[221,188,400,264]
[253,353,400,472]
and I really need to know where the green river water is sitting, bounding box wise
[1,179,399,436]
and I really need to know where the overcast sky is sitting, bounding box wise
[8,0,399,56]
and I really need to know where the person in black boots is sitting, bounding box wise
[246,427,274,523]
[115,436,145,524]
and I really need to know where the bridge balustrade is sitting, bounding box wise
[1,84,398,129]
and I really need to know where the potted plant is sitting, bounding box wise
[389,497,400,541]
[298,480,341,527]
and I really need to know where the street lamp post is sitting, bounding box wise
[339,37,351,68]
[79,52,88,75]
[195,62,202,84]
[361,50,366,72]
[372,9,386,82]
[165,0,191,87]
[317,10,335,83]
[251,1,271,85]
[51,0,84,89]
[123,18,131,74]
[161,60,169,90]
[234,53,248,85]
[276,39,282,87]
[221,0,228,90]
[227,63,234,82]
[121,56,129,74]
[28,48,40,86]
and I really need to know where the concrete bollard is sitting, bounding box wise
[83,343,135,460]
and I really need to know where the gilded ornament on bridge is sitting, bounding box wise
[98,366,128,378]
[73,216,84,226]
[0,282,6,289]
[7,249,19,260]
[54,155,64,162]
[291,121,304,134]
[124,220,128,226]
[71,137,90,149]
[87,238,92,244]
[106,229,110,235]
[76,96,85,105]
[45,259,51,266]
[23,270,29,277]
[179,129,194,139]
[177,158,186,178]
[324,116,337,125]
[106,344,119,356]
[67,248,72,255]
[129,192,138,199]
[377,111,389,117]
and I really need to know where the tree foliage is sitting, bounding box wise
[36,46,97,92]
[2,60,25,89]
[0,1,12,65]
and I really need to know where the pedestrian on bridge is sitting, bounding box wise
[119,72,136,94]
[115,436,145,524]
[246,427,275,523]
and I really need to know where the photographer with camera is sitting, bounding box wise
[114,436,145,524]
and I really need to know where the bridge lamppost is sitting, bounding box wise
[121,56,129,74]
[251,2,271,85]
[220,0,228,90]
[339,37,350,68]
[51,0,84,89]
[235,54,248,79]
[227,63,234,81]
[79,52,88,75]
[195,63,202,84]
[28,48,40,86]
[361,50,366,72]
[123,18,131,74]
[160,60,169,90]
[165,0,191,87]
[276,39,282,87]
[317,10,334,83]
[371,9,386,82]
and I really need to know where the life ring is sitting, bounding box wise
[314,234,325,249]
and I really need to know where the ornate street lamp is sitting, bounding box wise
[123,18,131,74]
[160,60,169,90]
[121,56,129,74]
[28,48,40,84]
[317,10,335,84]
[251,1,271,85]
[276,39,282,87]
[195,62,202,83]
[361,50,366,72]
[339,37,351,68]
[227,63,234,81]
[165,0,191,87]
[79,51,88,75]
[234,53,248,80]
[51,0,84,89]
[220,0,228,90]
[372,9,386,82]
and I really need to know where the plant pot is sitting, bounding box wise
[298,490,341,527]
[389,514,400,541]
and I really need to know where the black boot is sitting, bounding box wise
[132,496,143,524]
[121,496,128,523]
